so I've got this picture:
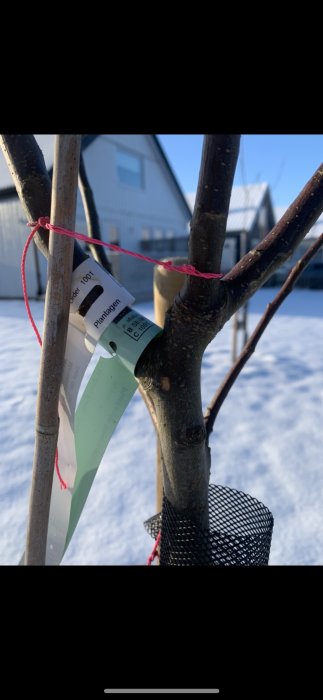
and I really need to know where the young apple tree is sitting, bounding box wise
[1,134,323,564]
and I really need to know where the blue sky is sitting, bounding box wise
[158,135,323,209]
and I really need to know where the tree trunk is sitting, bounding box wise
[153,257,187,512]
[137,136,241,528]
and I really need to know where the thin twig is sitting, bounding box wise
[205,233,323,439]
[78,152,113,273]
[25,135,81,565]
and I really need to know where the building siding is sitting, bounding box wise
[79,135,189,240]
[75,135,190,300]
[0,198,47,298]
[0,135,190,301]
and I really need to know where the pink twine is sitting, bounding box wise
[21,220,67,490]
[28,217,223,279]
[147,531,161,565]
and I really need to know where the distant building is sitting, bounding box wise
[0,135,191,300]
[271,208,323,288]
[186,183,276,271]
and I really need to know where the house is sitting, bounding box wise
[0,135,191,301]
[186,182,276,271]
[271,208,323,288]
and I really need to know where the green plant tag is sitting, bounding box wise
[64,308,161,553]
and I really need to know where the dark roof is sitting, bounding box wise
[0,135,192,219]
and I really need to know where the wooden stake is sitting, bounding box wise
[232,232,249,362]
[25,135,82,565]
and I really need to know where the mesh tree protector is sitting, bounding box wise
[145,484,274,566]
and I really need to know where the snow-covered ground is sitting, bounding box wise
[1,288,322,565]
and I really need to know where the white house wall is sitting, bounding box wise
[0,198,47,298]
[75,135,190,300]
[81,135,188,228]
[221,238,237,271]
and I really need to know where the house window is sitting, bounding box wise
[116,149,143,188]
[166,230,175,252]
[140,227,151,251]
[109,224,120,246]
[141,227,151,241]
[258,205,267,230]
[153,229,164,251]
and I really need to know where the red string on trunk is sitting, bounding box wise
[147,531,161,565]
[21,220,67,489]
[28,217,223,279]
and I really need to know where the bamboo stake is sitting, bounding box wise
[25,135,82,565]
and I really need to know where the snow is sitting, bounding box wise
[1,288,323,565]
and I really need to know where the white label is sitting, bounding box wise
[70,259,135,341]
[46,318,95,564]
[45,261,134,563]
[20,260,138,565]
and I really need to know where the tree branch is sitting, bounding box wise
[78,152,113,274]
[222,163,323,315]
[0,135,86,269]
[204,232,323,438]
[182,134,240,311]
